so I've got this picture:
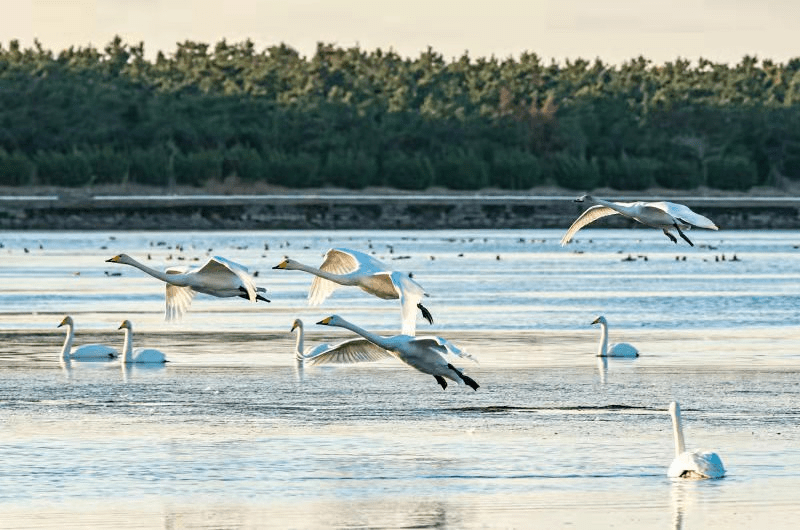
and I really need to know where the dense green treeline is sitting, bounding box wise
[1,37,800,190]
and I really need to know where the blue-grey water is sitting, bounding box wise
[1,228,799,529]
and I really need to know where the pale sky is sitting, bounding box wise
[1,0,798,65]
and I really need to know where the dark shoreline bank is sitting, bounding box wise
[2,194,800,230]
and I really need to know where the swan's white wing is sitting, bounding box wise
[70,344,118,359]
[647,202,718,230]
[608,342,639,357]
[415,336,479,363]
[308,249,360,306]
[165,283,196,321]
[199,256,259,301]
[560,206,622,245]
[304,338,394,365]
[392,272,425,336]
[669,450,725,479]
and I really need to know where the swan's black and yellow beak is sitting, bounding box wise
[106,255,120,263]
[117,322,125,330]
[272,260,288,269]
[291,322,299,332]
[317,316,332,326]
[57,318,67,328]
[591,317,601,325]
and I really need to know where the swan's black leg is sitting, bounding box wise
[256,294,270,303]
[417,303,434,325]
[446,363,480,391]
[674,224,694,246]
[662,229,678,244]
[434,375,448,390]
[239,286,271,302]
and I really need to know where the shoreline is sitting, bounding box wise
[2,191,800,230]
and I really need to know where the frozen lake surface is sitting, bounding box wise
[1,228,799,528]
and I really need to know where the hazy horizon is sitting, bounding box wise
[1,0,798,66]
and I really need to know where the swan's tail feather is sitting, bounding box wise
[418,303,434,325]
[447,363,479,391]
[434,375,448,390]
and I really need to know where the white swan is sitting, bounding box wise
[117,320,167,364]
[668,401,725,479]
[561,195,718,246]
[106,254,269,320]
[592,316,639,357]
[316,315,478,390]
[58,316,118,361]
[292,318,394,366]
[274,248,432,335]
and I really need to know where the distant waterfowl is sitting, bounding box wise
[58,316,118,361]
[668,402,725,479]
[561,195,718,246]
[316,315,478,391]
[106,254,269,320]
[274,248,432,336]
[117,320,167,364]
[592,316,639,357]
[291,318,393,366]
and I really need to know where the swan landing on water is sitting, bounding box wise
[561,195,718,247]
[592,316,639,357]
[668,401,725,479]
[316,315,478,391]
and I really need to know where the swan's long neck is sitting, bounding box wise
[121,328,133,363]
[60,325,74,360]
[333,319,392,350]
[122,258,178,284]
[671,403,687,456]
[597,322,609,356]
[293,262,356,286]
[293,323,305,360]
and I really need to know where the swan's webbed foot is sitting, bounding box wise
[674,224,694,246]
[662,229,678,244]
[418,303,434,325]
[434,375,448,390]
[447,363,480,391]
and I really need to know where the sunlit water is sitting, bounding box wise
[1,228,799,529]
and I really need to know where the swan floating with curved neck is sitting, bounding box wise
[274,248,432,336]
[316,314,478,390]
[561,195,718,246]
[117,320,167,364]
[592,316,639,357]
[58,316,118,361]
[668,401,725,479]
[106,254,269,320]
[291,318,393,365]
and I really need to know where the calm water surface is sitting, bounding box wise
[1,229,799,529]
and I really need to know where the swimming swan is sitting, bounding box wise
[58,316,118,361]
[106,254,269,320]
[274,248,433,335]
[592,316,639,357]
[668,401,725,479]
[316,315,479,390]
[117,320,167,364]
[292,318,394,365]
[561,195,718,246]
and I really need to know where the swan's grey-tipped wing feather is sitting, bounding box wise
[648,202,719,230]
[304,338,394,365]
[561,206,622,245]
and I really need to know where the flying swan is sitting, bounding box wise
[274,248,433,336]
[58,316,118,361]
[292,318,394,366]
[668,401,725,479]
[592,316,639,357]
[316,314,479,390]
[106,254,269,320]
[561,195,718,246]
[117,320,167,364]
